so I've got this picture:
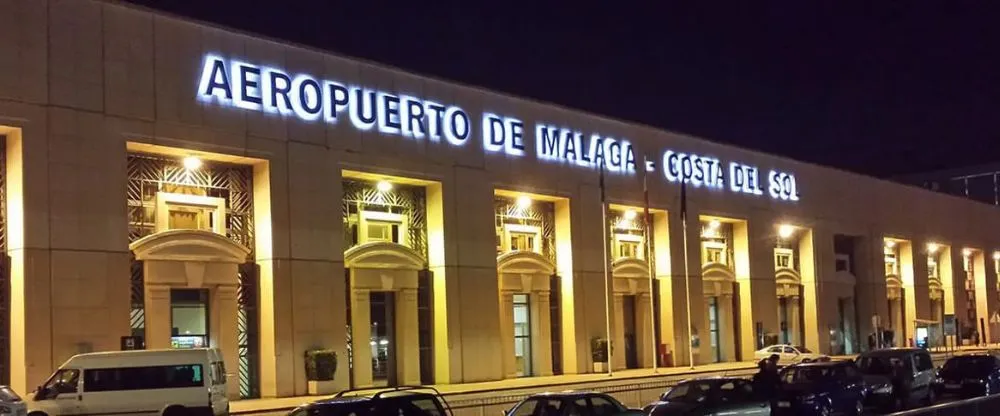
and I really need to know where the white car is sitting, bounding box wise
[754,344,828,365]
[0,386,26,416]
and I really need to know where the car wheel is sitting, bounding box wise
[853,399,864,416]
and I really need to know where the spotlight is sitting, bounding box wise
[182,156,202,171]
[885,240,896,249]
[993,252,1000,261]
[777,224,795,239]
[516,195,531,210]
[624,210,637,221]
[376,181,392,193]
[927,243,939,254]
[708,219,721,229]
[963,248,973,257]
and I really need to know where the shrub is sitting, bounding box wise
[305,349,337,381]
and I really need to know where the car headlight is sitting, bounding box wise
[873,384,893,394]
[800,394,816,402]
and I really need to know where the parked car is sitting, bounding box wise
[288,386,453,416]
[771,360,867,416]
[505,391,643,416]
[855,348,936,411]
[933,353,1000,398]
[0,386,26,416]
[27,348,228,416]
[645,377,768,416]
[754,345,829,365]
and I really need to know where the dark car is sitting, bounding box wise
[644,377,769,416]
[855,348,936,411]
[933,354,1000,398]
[771,360,867,416]
[504,391,643,416]
[286,386,452,416]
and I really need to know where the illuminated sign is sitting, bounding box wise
[197,55,799,201]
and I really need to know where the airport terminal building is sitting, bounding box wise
[2,0,1000,399]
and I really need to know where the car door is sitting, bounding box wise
[36,369,83,416]
[913,352,935,398]
[717,379,769,416]
[781,346,798,364]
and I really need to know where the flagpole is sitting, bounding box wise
[680,178,695,369]
[600,161,613,376]
[643,157,658,373]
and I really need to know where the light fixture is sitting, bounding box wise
[885,240,896,249]
[182,155,202,171]
[624,210,637,221]
[927,243,939,254]
[777,224,795,239]
[993,251,1000,261]
[516,195,532,210]
[963,248,973,257]
[376,180,392,193]
[708,219,721,229]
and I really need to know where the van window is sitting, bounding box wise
[211,361,226,386]
[83,364,204,392]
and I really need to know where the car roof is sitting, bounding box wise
[787,360,852,368]
[860,348,924,357]
[528,391,607,398]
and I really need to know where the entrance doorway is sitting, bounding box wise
[708,297,722,363]
[623,295,638,369]
[170,289,209,349]
[370,292,397,387]
[513,294,532,377]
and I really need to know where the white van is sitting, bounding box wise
[28,348,229,416]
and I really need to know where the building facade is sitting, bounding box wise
[2,0,1000,399]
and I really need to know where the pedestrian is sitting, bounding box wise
[751,359,770,399]
[890,359,912,410]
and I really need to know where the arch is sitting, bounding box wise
[612,258,649,279]
[497,250,555,275]
[775,268,801,286]
[344,241,425,270]
[702,262,736,282]
[129,229,250,263]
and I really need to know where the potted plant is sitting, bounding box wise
[305,349,337,395]
[591,337,610,373]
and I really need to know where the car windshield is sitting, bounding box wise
[943,356,995,375]
[856,356,894,375]
[662,381,713,403]
[781,366,839,384]
[796,346,812,354]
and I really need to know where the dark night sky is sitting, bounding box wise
[122,1,1000,177]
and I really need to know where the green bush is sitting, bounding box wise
[305,349,337,381]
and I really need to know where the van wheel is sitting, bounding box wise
[28,411,48,416]
[162,406,189,416]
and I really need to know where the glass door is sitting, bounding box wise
[513,294,532,377]
[170,289,209,349]
[708,297,721,362]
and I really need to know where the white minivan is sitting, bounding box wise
[28,348,229,416]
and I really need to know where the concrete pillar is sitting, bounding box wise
[855,234,889,351]
[799,227,825,353]
[396,288,421,385]
[636,293,654,368]
[531,291,553,376]
[985,254,1000,344]
[499,292,516,378]
[736,217,776,361]
[210,285,240,399]
[143,284,172,350]
[892,298,905,346]
[350,288,372,387]
[612,294,626,370]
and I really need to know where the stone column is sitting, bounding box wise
[210,285,240,399]
[789,296,801,347]
[892,298,905,346]
[499,292,516,378]
[720,294,736,362]
[531,291,553,376]
[144,283,172,350]
[396,288,421,385]
[636,293,654,368]
[612,294,626,370]
[350,288,372,387]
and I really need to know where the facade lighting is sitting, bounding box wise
[182,156,202,171]
[963,248,973,257]
[376,180,393,193]
[927,243,939,254]
[777,224,795,239]
[885,240,896,249]
[624,210,637,221]
[516,195,531,210]
[708,219,721,230]
[993,251,1000,261]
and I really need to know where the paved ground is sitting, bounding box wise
[232,346,995,415]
